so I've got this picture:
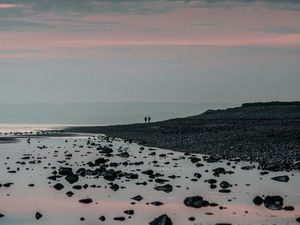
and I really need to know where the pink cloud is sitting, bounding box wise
[0,4,17,9]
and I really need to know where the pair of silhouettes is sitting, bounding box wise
[144,116,151,123]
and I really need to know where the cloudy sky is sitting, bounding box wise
[0,0,299,103]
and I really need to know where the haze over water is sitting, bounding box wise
[0,102,236,126]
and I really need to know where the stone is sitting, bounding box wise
[149,214,173,225]
[184,196,209,208]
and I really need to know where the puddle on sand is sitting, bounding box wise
[0,135,299,225]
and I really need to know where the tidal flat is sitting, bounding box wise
[0,134,299,225]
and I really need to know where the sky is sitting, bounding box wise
[0,0,300,104]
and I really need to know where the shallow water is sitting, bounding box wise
[0,135,299,225]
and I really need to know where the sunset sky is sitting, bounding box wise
[0,0,299,103]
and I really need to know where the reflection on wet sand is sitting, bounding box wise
[0,135,299,225]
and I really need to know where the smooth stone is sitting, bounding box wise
[79,198,93,204]
[271,175,289,183]
[264,196,284,210]
[253,196,264,206]
[149,214,173,225]
[35,212,43,220]
[154,184,173,193]
[184,196,209,208]
[53,183,64,190]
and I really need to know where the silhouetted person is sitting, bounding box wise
[147,116,151,123]
[144,116,147,123]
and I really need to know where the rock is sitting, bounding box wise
[220,181,231,189]
[66,191,74,197]
[53,183,64,190]
[296,217,300,223]
[253,196,264,206]
[124,210,134,215]
[131,195,143,201]
[114,217,125,221]
[0,213,4,218]
[154,184,173,193]
[99,216,106,221]
[110,183,119,191]
[59,167,73,176]
[184,196,209,208]
[271,175,289,183]
[188,217,195,221]
[241,165,255,170]
[151,201,164,206]
[264,196,284,210]
[149,214,173,225]
[79,198,93,204]
[284,206,295,211]
[65,173,79,184]
[35,212,43,220]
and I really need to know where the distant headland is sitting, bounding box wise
[65,101,300,171]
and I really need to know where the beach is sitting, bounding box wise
[0,132,299,225]
[65,102,300,171]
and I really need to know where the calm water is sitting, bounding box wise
[0,134,299,225]
[0,102,237,125]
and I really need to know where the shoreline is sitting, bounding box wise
[63,101,300,171]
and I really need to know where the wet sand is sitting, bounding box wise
[0,134,299,225]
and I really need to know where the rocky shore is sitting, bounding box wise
[65,101,300,170]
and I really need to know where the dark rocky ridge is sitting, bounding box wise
[64,101,300,169]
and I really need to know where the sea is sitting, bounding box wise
[0,102,238,133]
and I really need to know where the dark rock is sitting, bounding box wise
[66,191,74,197]
[184,196,209,208]
[283,206,294,211]
[271,175,289,183]
[253,196,264,206]
[151,201,164,206]
[99,216,106,221]
[264,196,284,210]
[79,198,93,204]
[65,173,79,184]
[53,183,64,190]
[59,167,73,176]
[110,183,119,191]
[114,217,125,221]
[149,214,172,225]
[131,195,143,201]
[35,212,43,220]
[154,184,173,193]
[220,181,231,189]
[124,210,134,215]
[241,165,255,170]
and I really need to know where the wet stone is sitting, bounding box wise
[99,216,106,221]
[264,196,284,210]
[131,195,143,201]
[151,201,164,206]
[184,196,209,208]
[253,196,264,206]
[35,212,43,220]
[154,184,173,193]
[53,183,64,191]
[149,214,173,225]
[65,173,79,184]
[271,175,289,183]
[124,210,134,215]
[79,198,93,204]
[114,217,125,221]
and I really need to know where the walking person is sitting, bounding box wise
[144,116,147,123]
[147,116,151,123]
